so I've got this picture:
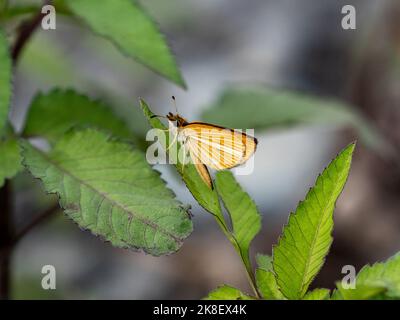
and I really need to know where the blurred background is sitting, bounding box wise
[2,0,400,298]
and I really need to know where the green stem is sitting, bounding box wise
[240,249,260,299]
[211,213,260,298]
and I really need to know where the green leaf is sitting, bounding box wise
[256,254,273,271]
[67,0,185,88]
[335,284,385,300]
[256,269,285,300]
[202,88,389,155]
[255,254,284,300]
[330,289,344,300]
[139,99,223,221]
[215,171,261,263]
[303,288,330,300]
[21,128,193,256]
[23,89,135,144]
[336,253,400,299]
[273,143,355,299]
[0,30,12,134]
[0,133,22,187]
[205,285,254,300]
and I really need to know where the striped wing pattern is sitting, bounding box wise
[178,123,257,189]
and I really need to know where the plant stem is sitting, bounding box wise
[231,239,260,299]
[11,0,51,64]
[212,214,260,298]
[240,249,260,299]
[0,181,14,300]
[12,203,59,246]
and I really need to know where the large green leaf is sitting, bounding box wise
[205,285,253,300]
[0,30,12,134]
[23,89,135,144]
[273,143,355,299]
[215,171,261,269]
[202,88,388,155]
[139,99,224,223]
[336,253,400,299]
[67,0,185,88]
[21,128,193,255]
[0,133,22,187]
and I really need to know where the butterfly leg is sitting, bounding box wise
[181,142,187,174]
[181,138,192,175]
[165,130,178,151]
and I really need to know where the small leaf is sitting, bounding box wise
[0,131,22,187]
[202,88,390,155]
[139,99,224,221]
[330,289,344,300]
[21,128,192,256]
[336,284,385,300]
[336,252,400,299]
[255,254,284,300]
[215,171,261,261]
[256,254,273,271]
[256,269,285,300]
[205,285,253,300]
[303,288,330,300]
[67,0,186,88]
[273,143,355,299]
[0,30,12,134]
[23,89,134,144]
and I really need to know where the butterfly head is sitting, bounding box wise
[166,112,188,127]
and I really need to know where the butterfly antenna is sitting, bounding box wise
[172,95,178,114]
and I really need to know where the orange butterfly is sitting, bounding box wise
[152,97,257,189]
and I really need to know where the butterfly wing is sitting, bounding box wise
[180,122,257,170]
[189,149,213,189]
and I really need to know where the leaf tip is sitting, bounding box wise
[346,141,357,152]
[178,78,188,91]
[339,142,356,167]
[139,98,150,111]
